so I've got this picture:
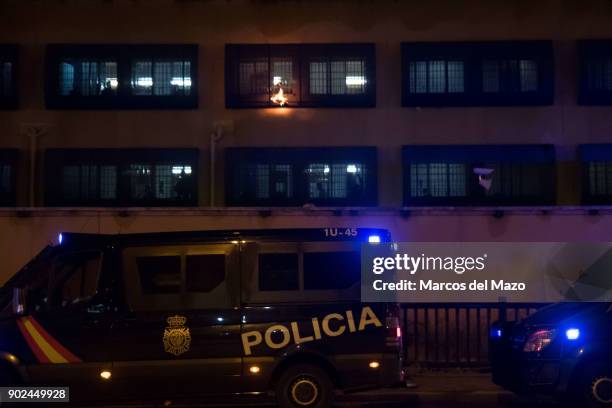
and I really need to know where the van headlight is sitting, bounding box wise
[523,328,557,353]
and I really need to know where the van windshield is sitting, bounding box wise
[0,245,57,313]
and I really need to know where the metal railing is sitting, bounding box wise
[400,303,547,368]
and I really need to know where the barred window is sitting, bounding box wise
[46,44,197,109]
[231,163,294,202]
[124,163,195,202]
[238,59,268,95]
[226,147,377,206]
[580,144,612,203]
[409,60,465,94]
[306,163,366,200]
[0,45,17,109]
[309,59,367,95]
[1,61,12,96]
[0,153,16,206]
[45,149,198,206]
[409,163,467,198]
[402,41,552,106]
[59,60,118,96]
[403,145,555,206]
[226,44,375,108]
[482,59,538,93]
[578,41,612,105]
[585,58,612,92]
[131,60,191,96]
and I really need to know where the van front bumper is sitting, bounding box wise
[491,353,578,395]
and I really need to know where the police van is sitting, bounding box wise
[0,228,403,407]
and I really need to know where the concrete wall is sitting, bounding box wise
[1,207,610,285]
[1,0,612,206]
[1,1,612,284]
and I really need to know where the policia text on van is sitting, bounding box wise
[0,228,404,407]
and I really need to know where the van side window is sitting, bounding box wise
[137,256,181,294]
[304,251,360,290]
[52,251,102,307]
[123,244,237,311]
[258,253,299,291]
[186,254,225,292]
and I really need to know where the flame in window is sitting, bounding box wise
[270,85,288,106]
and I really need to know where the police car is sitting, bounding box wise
[490,302,612,407]
[0,228,403,407]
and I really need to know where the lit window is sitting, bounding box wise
[409,60,465,94]
[46,44,197,109]
[226,44,375,107]
[403,41,552,106]
[45,149,198,206]
[226,147,376,206]
[404,145,555,206]
[59,60,118,96]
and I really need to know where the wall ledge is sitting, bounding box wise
[0,206,610,217]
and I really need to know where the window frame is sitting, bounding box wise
[44,148,199,207]
[0,44,18,109]
[402,144,556,206]
[45,44,198,109]
[401,41,554,107]
[225,146,377,206]
[580,144,612,204]
[225,43,376,108]
[577,39,612,105]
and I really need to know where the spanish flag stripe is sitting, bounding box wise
[16,318,50,364]
[22,318,68,364]
[27,317,81,363]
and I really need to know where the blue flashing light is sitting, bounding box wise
[566,328,580,340]
[490,328,503,338]
[368,235,381,244]
[58,233,63,245]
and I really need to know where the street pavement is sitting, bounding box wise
[68,373,563,407]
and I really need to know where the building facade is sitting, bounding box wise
[1,0,612,282]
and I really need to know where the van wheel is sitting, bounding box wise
[575,363,612,407]
[276,364,333,408]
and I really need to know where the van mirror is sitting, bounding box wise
[12,287,27,315]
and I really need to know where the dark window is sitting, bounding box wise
[402,41,553,106]
[136,255,181,295]
[185,254,225,293]
[45,149,198,206]
[0,44,17,109]
[578,40,612,105]
[51,251,102,307]
[226,147,377,206]
[258,253,299,291]
[304,251,360,290]
[403,145,556,206]
[580,144,612,204]
[46,44,197,109]
[226,44,375,108]
[0,149,17,206]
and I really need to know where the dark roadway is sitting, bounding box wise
[66,373,563,408]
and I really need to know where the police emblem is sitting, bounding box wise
[163,315,191,356]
